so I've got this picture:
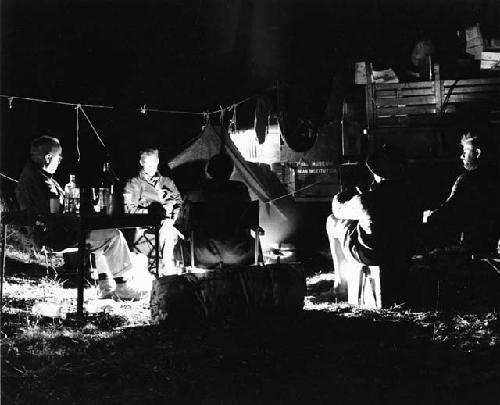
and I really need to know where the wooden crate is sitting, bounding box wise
[365,63,500,129]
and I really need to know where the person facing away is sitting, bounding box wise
[15,136,152,300]
[123,147,182,274]
[174,153,255,269]
[425,130,499,255]
[326,144,418,306]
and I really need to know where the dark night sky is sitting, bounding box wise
[1,0,499,184]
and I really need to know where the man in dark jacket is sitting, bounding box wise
[425,130,499,254]
[326,144,417,307]
[175,153,255,268]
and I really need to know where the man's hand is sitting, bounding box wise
[422,209,434,223]
[335,188,359,203]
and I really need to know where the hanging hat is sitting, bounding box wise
[365,144,406,180]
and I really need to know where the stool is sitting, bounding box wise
[346,264,381,309]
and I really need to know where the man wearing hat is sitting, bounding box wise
[326,144,418,307]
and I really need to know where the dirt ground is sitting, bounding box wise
[2,251,500,404]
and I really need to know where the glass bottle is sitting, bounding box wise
[63,174,80,214]
[99,162,114,215]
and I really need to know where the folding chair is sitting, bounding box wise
[130,227,160,273]
[183,200,262,271]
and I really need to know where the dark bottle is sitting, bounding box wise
[98,162,114,215]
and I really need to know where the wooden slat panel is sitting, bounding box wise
[377,105,437,115]
[369,70,500,130]
[376,106,458,126]
[377,116,438,127]
[442,85,500,94]
[376,95,436,107]
[443,77,500,86]
[375,81,435,90]
[376,88,435,97]
[445,94,500,103]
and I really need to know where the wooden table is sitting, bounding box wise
[0,212,164,318]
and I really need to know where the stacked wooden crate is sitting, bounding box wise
[364,64,500,160]
[366,65,500,129]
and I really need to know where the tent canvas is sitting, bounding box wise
[168,125,296,246]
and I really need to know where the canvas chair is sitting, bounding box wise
[130,227,160,273]
[181,200,262,271]
[2,187,95,281]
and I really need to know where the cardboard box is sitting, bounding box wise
[372,68,399,84]
[467,35,485,48]
[467,44,485,60]
[466,24,482,42]
[480,52,500,70]
[465,24,485,60]
[488,38,500,50]
[354,61,367,84]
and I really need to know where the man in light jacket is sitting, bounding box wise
[123,148,182,274]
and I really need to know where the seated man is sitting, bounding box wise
[326,144,418,307]
[123,147,182,274]
[175,153,255,269]
[15,136,151,300]
[425,130,499,255]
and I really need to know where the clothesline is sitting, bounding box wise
[0,86,275,117]
[0,94,114,110]
[0,172,18,183]
[1,87,276,161]
[267,180,325,204]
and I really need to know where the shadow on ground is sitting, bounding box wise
[2,246,500,404]
[3,309,500,405]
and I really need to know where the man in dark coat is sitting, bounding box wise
[326,144,418,307]
[175,153,255,269]
[425,130,499,254]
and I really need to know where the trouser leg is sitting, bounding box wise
[326,215,353,287]
[326,214,364,301]
[86,229,133,278]
[159,219,178,273]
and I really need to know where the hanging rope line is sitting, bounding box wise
[267,179,326,204]
[75,105,81,161]
[0,172,18,183]
[0,86,275,118]
[136,106,204,115]
[0,94,114,109]
[77,105,106,148]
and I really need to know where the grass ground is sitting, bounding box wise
[2,243,500,404]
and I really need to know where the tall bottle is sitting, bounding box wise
[99,162,114,215]
[63,174,80,214]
